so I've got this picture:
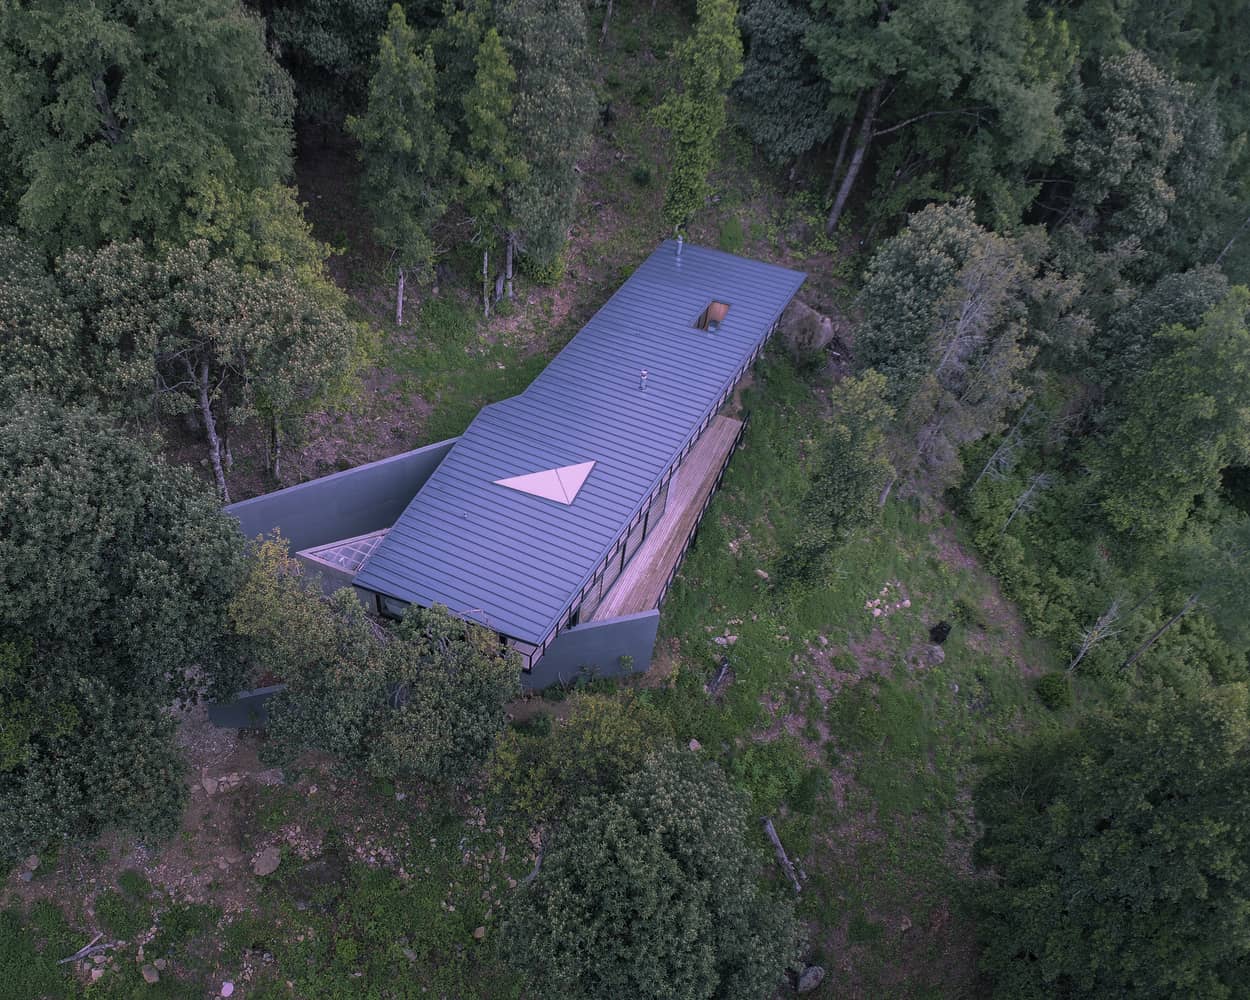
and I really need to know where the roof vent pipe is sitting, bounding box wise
[639,368,649,391]
[676,234,683,259]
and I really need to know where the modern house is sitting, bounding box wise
[224,240,805,694]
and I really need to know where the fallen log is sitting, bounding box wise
[762,817,802,894]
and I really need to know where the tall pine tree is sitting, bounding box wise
[348,4,450,325]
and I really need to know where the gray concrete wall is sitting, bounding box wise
[225,437,458,552]
[207,684,285,728]
[523,610,660,690]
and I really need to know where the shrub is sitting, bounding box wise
[631,164,653,187]
[1035,671,1072,711]
[502,750,802,998]
[518,250,567,286]
[95,889,150,939]
[719,216,745,254]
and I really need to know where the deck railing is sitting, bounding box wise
[655,410,751,609]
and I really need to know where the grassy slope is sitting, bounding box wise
[4,6,1068,999]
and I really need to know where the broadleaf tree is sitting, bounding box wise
[0,400,245,860]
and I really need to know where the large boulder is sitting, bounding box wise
[796,964,826,993]
[778,299,837,359]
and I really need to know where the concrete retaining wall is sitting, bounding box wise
[224,437,458,552]
[522,610,661,690]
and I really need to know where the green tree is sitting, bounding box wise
[975,685,1250,998]
[32,240,361,500]
[489,692,671,833]
[348,4,451,326]
[857,201,1037,494]
[502,750,802,1000]
[0,400,245,860]
[807,0,1067,234]
[1091,286,1250,545]
[783,371,894,580]
[733,0,831,165]
[655,0,743,230]
[497,0,596,267]
[259,0,393,129]
[0,0,294,255]
[234,538,519,787]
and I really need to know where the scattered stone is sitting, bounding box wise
[252,847,282,877]
[93,954,107,965]
[796,965,825,993]
[220,982,235,998]
[724,635,739,646]
[688,738,702,752]
[253,768,285,787]
[402,947,418,962]
[755,568,770,580]
[817,635,829,647]
[395,792,407,802]
[900,914,913,933]
[91,968,104,982]
[473,926,486,941]
[216,772,244,794]
[712,636,729,646]
[141,964,159,985]
[201,776,219,795]
[18,870,32,882]
[921,644,946,668]
[23,855,39,871]
[154,959,167,971]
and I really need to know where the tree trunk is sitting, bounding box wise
[396,267,406,327]
[824,119,854,201]
[271,418,282,482]
[221,397,233,471]
[1119,595,1198,674]
[826,82,884,235]
[877,472,896,508]
[482,250,490,319]
[600,0,613,45]
[505,233,515,300]
[195,360,230,504]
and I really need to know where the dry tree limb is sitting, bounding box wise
[58,932,120,965]
[762,817,802,894]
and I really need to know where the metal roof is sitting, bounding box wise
[352,241,806,642]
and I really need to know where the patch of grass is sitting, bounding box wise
[718,216,745,254]
[847,910,886,945]
[149,902,220,956]
[728,737,808,815]
[0,905,75,999]
[95,887,151,939]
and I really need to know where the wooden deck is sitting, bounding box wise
[592,415,743,621]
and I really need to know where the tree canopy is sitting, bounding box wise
[975,686,1250,998]
[502,749,802,1000]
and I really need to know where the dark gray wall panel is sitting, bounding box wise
[522,610,660,690]
[225,438,457,552]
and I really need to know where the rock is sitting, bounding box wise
[216,772,244,793]
[93,954,107,965]
[900,914,913,933]
[778,298,837,359]
[23,855,39,871]
[18,870,32,882]
[91,968,104,982]
[796,965,825,993]
[473,926,486,940]
[220,982,235,998]
[154,958,167,971]
[817,635,829,647]
[725,635,739,646]
[921,644,946,668]
[402,947,418,962]
[201,776,219,795]
[252,768,285,787]
[754,568,770,580]
[712,636,729,646]
[141,964,160,985]
[252,847,281,877]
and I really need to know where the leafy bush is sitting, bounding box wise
[1034,672,1071,711]
[631,164,653,187]
[518,249,567,286]
[729,737,807,815]
[95,889,151,939]
[502,750,802,999]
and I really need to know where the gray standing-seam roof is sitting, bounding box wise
[353,241,806,643]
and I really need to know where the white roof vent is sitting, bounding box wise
[495,461,596,505]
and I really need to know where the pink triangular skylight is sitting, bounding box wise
[495,461,596,504]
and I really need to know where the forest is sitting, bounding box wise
[1,0,1249,997]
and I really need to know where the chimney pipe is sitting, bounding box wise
[676,234,683,259]
[639,368,649,391]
